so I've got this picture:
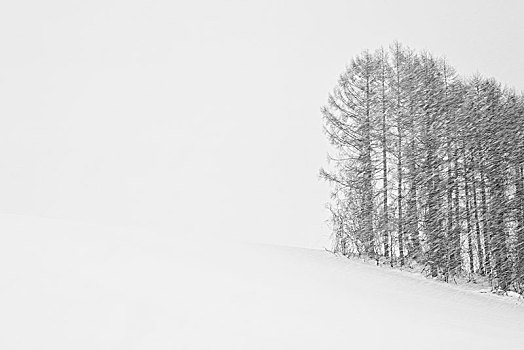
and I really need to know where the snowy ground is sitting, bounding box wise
[1,214,524,349]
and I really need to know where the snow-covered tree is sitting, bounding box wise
[322,42,524,292]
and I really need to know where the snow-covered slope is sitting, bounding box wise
[1,214,523,349]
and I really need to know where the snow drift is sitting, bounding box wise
[0,214,523,349]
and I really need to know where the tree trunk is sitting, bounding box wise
[452,149,462,273]
[515,165,524,286]
[380,52,389,260]
[363,68,375,258]
[463,147,475,274]
[479,151,491,278]
[406,114,420,261]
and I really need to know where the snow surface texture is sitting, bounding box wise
[1,214,523,349]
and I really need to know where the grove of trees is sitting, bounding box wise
[321,42,524,292]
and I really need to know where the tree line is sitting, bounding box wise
[321,42,524,292]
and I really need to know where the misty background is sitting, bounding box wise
[1,0,523,248]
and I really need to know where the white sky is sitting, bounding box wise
[1,0,523,248]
